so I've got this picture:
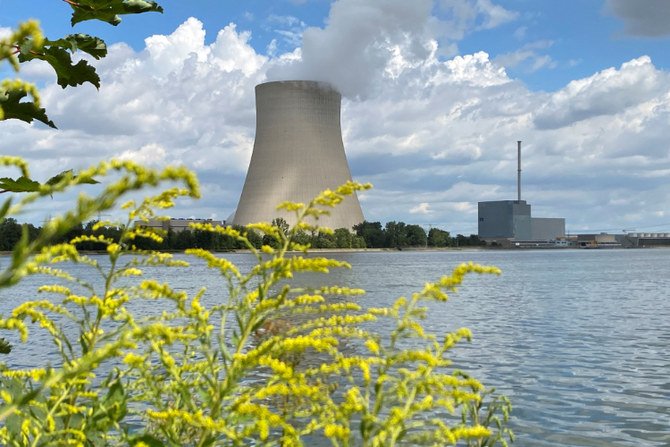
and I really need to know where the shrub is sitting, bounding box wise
[0,158,512,446]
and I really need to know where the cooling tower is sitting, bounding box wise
[232,80,364,229]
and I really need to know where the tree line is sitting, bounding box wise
[353,221,484,248]
[0,217,483,251]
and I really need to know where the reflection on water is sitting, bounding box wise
[1,249,669,446]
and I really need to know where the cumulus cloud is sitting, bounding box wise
[533,56,668,129]
[4,0,670,235]
[606,0,670,37]
[5,17,267,221]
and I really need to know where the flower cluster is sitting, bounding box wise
[0,158,513,446]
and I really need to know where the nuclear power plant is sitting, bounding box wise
[231,80,364,229]
[478,141,566,244]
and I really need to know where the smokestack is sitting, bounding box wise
[232,80,365,229]
[517,140,522,202]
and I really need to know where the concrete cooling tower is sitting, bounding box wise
[231,80,364,229]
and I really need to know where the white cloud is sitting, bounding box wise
[4,1,670,236]
[494,40,556,73]
[410,202,433,214]
[265,14,307,48]
[475,0,518,29]
[533,56,667,129]
[144,17,210,78]
[436,0,518,40]
[118,143,167,165]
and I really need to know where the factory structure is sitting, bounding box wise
[138,218,226,233]
[478,141,566,246]
[231,80,364,229]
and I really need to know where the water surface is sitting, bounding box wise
[1,249,668,446]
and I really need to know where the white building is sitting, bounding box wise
[139,218,226,233]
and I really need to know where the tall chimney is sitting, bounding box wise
[232,80,365,229]
[517,140,522,202]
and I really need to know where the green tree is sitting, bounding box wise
[333,227,353,248]
[0,217,22,251]
[173,229,195,250]
[292,229,312,247]
[193,228,214,249]
[385,221,408,248]
[428,228,451,247]
[312,230,336,248]
[353,221,385,248]
[245,228,263,249]
[405,224,427,247]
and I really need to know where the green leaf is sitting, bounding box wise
[102,380,127,422]
[46,170,100,187]
[0,198,11,219]
[44,34,107,60]
[0,176,41,193]
[0,88,56,128]
[0,338,11,354]
[19,46,100,89]
[69,0,164,26]
[79,332,90,355]
[46,170,74,186]
[90,379,128,431]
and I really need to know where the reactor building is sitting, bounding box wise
[231,80,364,229]
[478,141,565,244]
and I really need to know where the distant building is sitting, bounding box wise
[478,200,531,240]
[628,232,670,247]
[477,141,566,244]
[575,233,621,248]
[138,218,226,233]
[478,200,566,243]
[531,217,566,241]
[576,232,670,248]
[232,80,364,230]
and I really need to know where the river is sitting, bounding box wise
[1,249,669,446]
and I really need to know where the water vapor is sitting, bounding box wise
[267,0,435,99]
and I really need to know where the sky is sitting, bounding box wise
[1,0,670,235]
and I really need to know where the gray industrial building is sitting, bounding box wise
[232,80,364,230]
[478,200,566,243]
[138,218,226,233]
[478,141,566,244]
[531,217,566,241]
[478,200,531,240]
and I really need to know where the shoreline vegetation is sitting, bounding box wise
[0,217,486,252]
[5,245,665,258]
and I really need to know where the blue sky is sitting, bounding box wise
[5,1,670,91]
[2,0,670,234]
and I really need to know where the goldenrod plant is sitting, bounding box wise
[2,4,511,446]
[0,161,512,446]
